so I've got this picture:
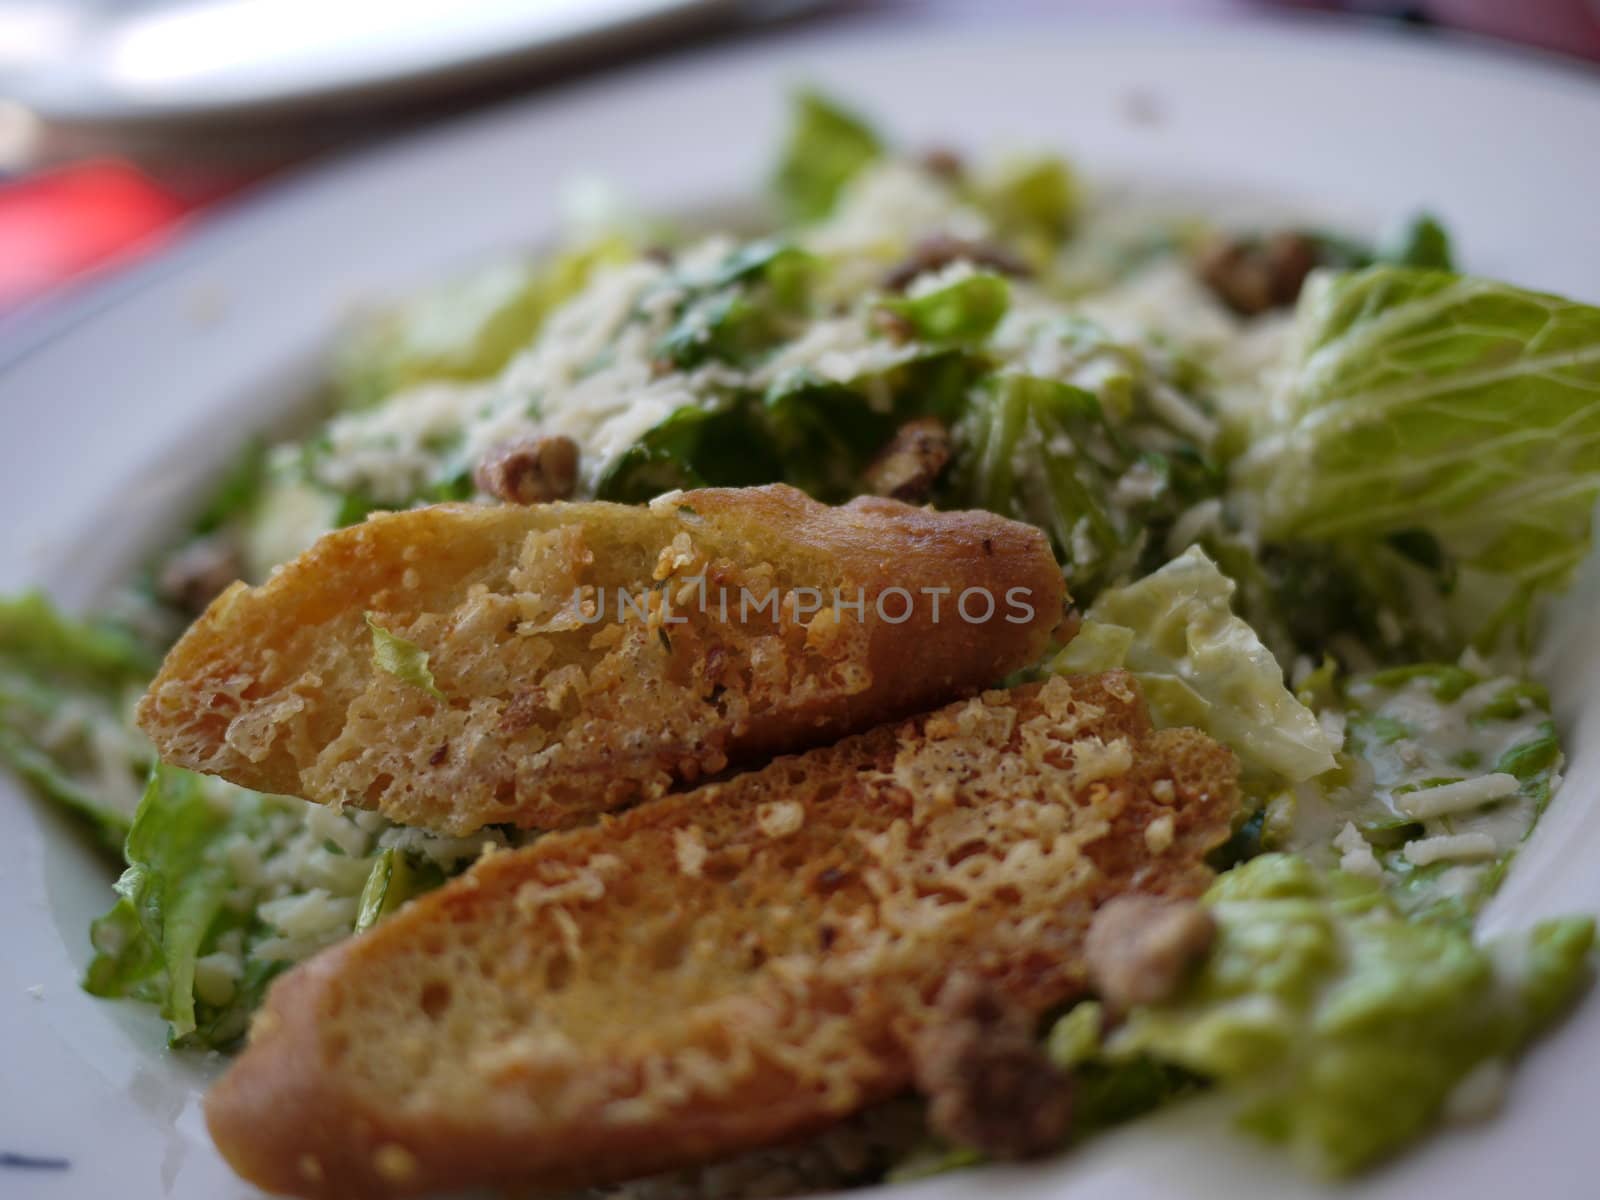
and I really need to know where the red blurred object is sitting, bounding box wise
[0,160,192,311]
[1425,0,1600,60]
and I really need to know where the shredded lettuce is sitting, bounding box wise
[366,614,445,700]
[951,374,1135,595]
[1053,547,1335,788]
[1107,854,1594,1176]
[355,847,441,933]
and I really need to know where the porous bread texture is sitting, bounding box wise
[137,484,1066,834]
[206,672,1237,1199]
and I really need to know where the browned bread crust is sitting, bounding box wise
[205,673,1236,1198]
[136,485,1066,834]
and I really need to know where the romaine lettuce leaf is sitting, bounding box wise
[0,593,158,848]
[0,726,130,853]
[329,237,633,410]
[192,438,270,538]
[355,847,442,933]
[1381,213,1453,270]
[772,90,885,224]
[0,591,158,685]
[1108,854,1594,1176]
[968,154,1079,254]
[1294,212,1453,275]
[762,346,977,501]
[1232,267,1600,649]
[653,240,815,371]
[1053,547,1335,787]
[84,763,459,1048]
[950,374,1135,595]
[84,766,240,1041]
[942,306,1226,600]
[596,401,783,503]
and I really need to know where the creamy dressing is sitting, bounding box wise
[1288,669,1560,920]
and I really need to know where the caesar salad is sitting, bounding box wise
[4,91,1599,1197]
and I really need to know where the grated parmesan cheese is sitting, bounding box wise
[1396,774,1519,821]
[1332,821,1383,880]
[1402,833,1499,867]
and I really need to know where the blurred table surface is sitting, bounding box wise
[0,0,1595,319]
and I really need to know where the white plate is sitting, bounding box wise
[4,13,1600,1199]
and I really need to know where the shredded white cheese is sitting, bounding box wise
[1332,821,1383,880]
[1402,833,1499,867]
[1397,774,1520,821]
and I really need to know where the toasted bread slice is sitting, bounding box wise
[137,485,1066,834]
[206,672,1236,1199]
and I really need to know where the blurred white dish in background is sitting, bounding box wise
[0,0,795,125]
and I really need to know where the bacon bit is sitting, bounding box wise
[159,536,244,616]
[863,417,953,503]
[918,146,966,182]
[871,306,917,342]
[1085,895,1215,1011]
[910,973,1073,1159]
[475,436,579,505]
[1193,231,1320,316]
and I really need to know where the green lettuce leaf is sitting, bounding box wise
[653,240,815,371]
[765,349,977,501]
[942,312,1224,601]
[1382,213,1453,270]
[0,591,158,685]
[84,767,237,1040]
[0,593,158,848]
[951,374,1135,595]
[1053,547,1335,787]
[366,615,444,700]
[1232,267,1600,648]
[192,439,270,537]
[355,848,442,933]
[772,90,885,224]
[881,272,1010,345]
[1109,854,1594,1176]
[329,237,633,410]
[0,726,130,853]
[971,154,1078,241]
[596,401,784,503]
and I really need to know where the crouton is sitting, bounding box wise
[205,672,1236,1198]
[137,485,1066,834]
